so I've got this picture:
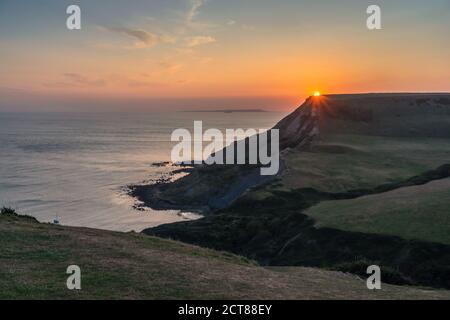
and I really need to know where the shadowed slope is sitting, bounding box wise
[4,211,450,299]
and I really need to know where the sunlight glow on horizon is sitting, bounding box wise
[1,0,449,112]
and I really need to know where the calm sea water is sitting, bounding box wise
[0,112,285,231]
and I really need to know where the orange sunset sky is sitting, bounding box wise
[0,0,449,112]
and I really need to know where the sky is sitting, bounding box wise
[0,0,449,112]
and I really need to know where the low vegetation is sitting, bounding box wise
[1,211,450,299]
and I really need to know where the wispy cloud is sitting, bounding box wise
[44,73,106,88]
[158,61,183,73]
[63,73,106,87]
[99,1,215,51]
[180,0,214,34]
[242,24,256,31]
[104,26,161,47]
[185,36,216,47]
[225,19,256,30]
[180,1,219,49]
[186,0,204,25]
[127,80,166,88]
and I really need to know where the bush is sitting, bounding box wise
[0,207,38,222]
[1,207,17,215]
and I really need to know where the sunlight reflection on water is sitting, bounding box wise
[0,111,284,231]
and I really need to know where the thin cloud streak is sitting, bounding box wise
[186,0,204,25]
[104,26,161,47]
[44,73,106,88]
[185,36,216,47]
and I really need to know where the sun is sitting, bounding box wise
[313,91,321,97]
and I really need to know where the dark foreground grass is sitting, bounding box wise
[1,209,450,300]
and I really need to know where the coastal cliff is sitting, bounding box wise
[131,93,450,213]
[137,93,450,289]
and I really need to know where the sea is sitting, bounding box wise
[0,111,285,231]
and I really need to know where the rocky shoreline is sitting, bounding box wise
[129,162,279,214]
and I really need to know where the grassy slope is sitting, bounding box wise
[280,134,450,193]
[2,213,450,300]
[306,178,450,245]
[264,134,450,245]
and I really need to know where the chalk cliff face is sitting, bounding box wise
[275,93,450,151]
[275,97,320,150]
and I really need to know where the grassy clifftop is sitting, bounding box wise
[1,210,450,300]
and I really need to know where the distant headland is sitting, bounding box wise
[181,109,268,113]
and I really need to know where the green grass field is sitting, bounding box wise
[305,177,450,245]
[269,133,450,246]
[279,134,450,193]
